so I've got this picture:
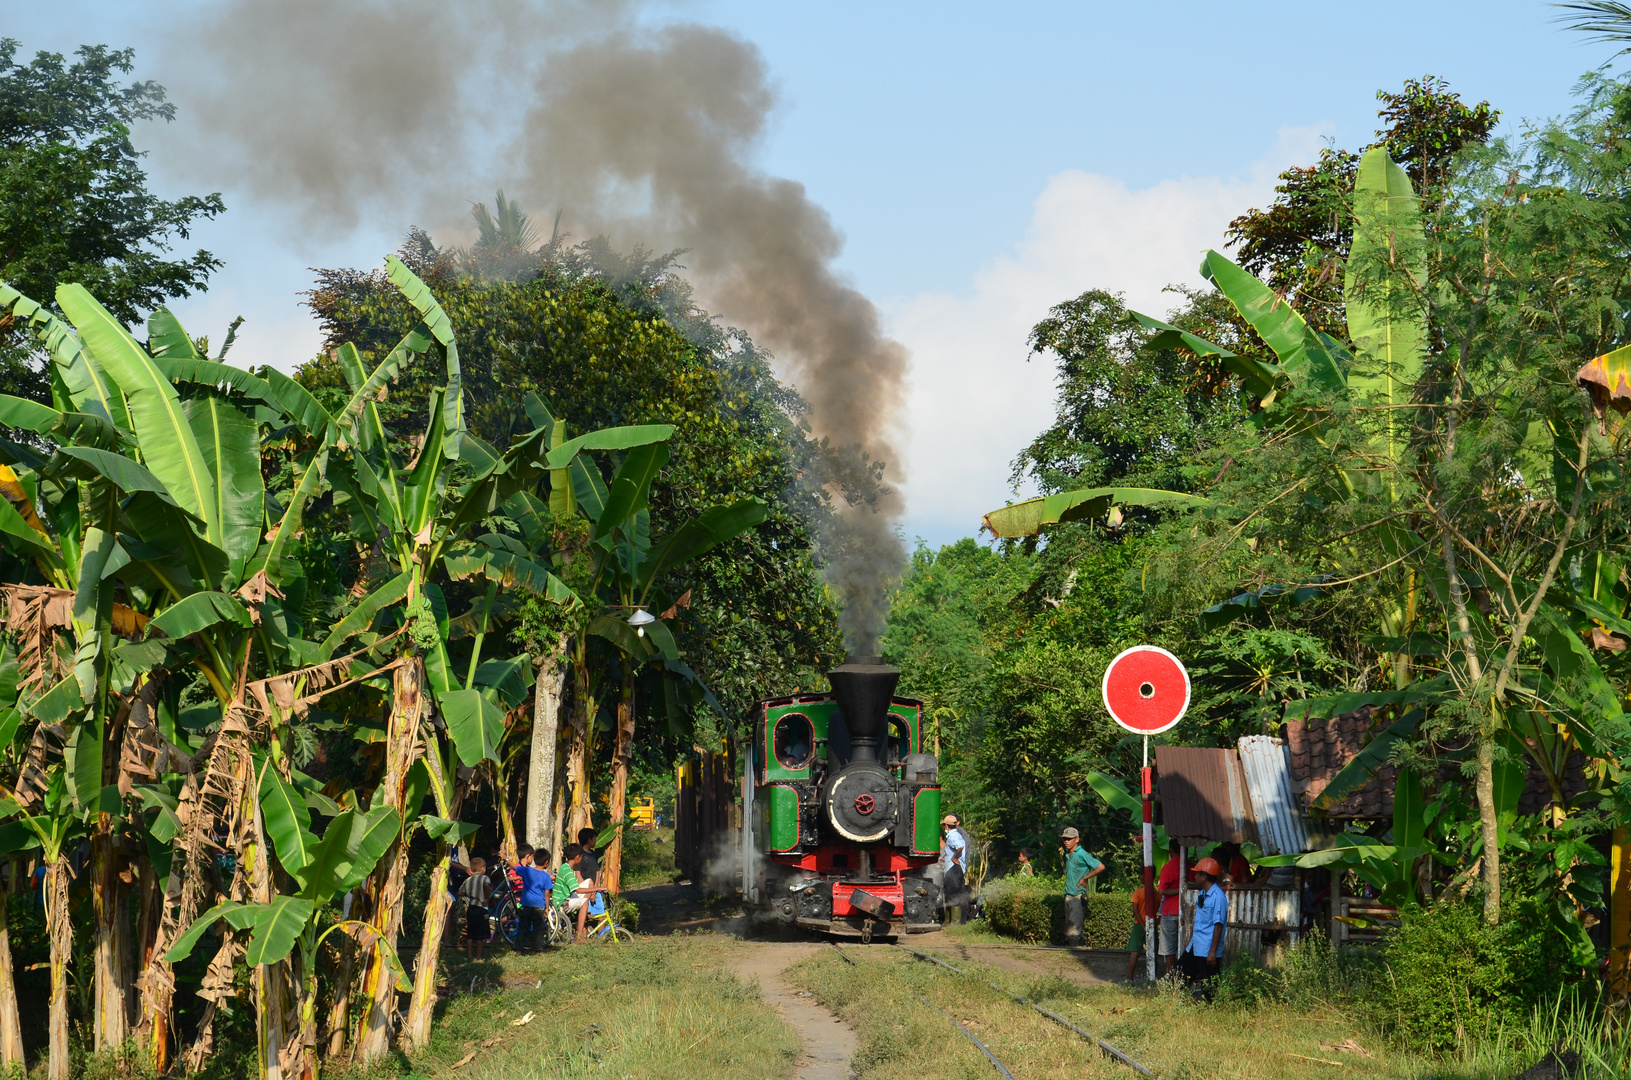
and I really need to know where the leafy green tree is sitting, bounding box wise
[0,40,224,403]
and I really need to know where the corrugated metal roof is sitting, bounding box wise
[1237,735,1310,855]
[1153,746,1258,846]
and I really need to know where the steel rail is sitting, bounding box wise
[895,944,1161,1079]
[829,941,856,964]
[914,995,1016,1080]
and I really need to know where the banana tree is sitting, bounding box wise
[164,773,405,1080]
[532,401,767,893]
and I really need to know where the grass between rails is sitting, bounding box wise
[330,936,798,1080]
[785,945,1625,1080]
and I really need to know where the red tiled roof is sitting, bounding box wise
[1284,708,1398,820]
[1285,712,1592,821]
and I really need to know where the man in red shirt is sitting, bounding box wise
[1157,838,1183,974]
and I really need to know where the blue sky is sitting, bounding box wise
[16,1,1614,547]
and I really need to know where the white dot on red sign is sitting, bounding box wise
[1101,646,1189,735]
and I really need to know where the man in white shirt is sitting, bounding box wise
[940,814,971,924]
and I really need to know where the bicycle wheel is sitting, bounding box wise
[609,924,634,944]
[547,904,572,946]
[492,895,522,949]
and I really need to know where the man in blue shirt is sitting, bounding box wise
[514,844,554,952]
[1061,827,1104,945]
[1181,856,1229,993]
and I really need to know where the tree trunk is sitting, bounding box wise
[0,881,26,1069]
[324,931,355,1060]
[1442,533,1499,924]
[603,672,635,896]
[564,662,596,839]
[46,858,70,1080]
[355,657,422,1063]
[495,761,518,863]
[134,860,159,1023]
[549,762,566,876]
[525,635,568,848]
[403,779,466,1050]
[92,831,130,1051]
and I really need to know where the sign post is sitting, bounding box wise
[1102,645,1189,983]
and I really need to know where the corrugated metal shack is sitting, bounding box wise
[1157,738,1309,965]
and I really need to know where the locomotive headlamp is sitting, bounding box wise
[626,608,656,636]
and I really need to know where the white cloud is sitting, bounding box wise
[887,124,1331,549]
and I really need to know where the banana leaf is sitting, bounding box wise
[184,397,264,574]
[543,424,676,469]
[1578,343,1631,417]
[57,285,220,547]
[0,395,59,434]
[1345,148,1425,445]
[436,687,504,766]
[2,283,130,430]
[1199,251,1346,393]
[443,548,579,607]
[635,499,769,594]
[981,486,1209,539]
[1130,311,1283,403]
[596,443,669,539]
[317,571,411,659]
[259,765,319,875]
[293,805,400,901]
[1199,574,1339,631]
[384,254,464,456]
[163,900,259,962]
[243,896,316,966]
[148,591,252,639]
[1310,708,1425,812]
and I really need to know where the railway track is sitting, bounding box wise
[825,941,1163,1080]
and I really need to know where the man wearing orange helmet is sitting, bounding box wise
[1180,856,1229,992]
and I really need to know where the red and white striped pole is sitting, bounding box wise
[1102,646,1188,986]
[1142,737,1156,982]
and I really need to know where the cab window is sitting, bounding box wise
[773,713,813,770]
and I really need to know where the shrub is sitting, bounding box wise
[1379,899,1567,1053]
[980,875,1135,947]
[613,896,642,934]
[1213,954,1279,1006]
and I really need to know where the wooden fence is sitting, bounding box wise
[675,748,736,884]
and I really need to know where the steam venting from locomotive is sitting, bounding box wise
[167,0,908,653]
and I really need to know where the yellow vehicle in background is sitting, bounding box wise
[630,797,657,831]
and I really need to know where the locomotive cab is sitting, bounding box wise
[747,657,944,937]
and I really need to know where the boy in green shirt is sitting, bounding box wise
[555,843,591,941]
[1060,826,1104,946]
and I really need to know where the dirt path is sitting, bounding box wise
[732,944,856,1080]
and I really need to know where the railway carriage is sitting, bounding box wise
[744,657,944,938]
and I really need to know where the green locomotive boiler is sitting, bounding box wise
[744,656,944,937]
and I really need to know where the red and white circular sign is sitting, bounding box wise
[1101,646,1189,735]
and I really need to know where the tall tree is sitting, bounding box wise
[0,40,224,403]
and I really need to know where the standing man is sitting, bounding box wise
[940,815,971,925]
[1157,838,1183,974]
[1061,827,1104,946]
[1180,856,1228,997]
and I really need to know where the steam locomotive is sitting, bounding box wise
[744,657,943,938]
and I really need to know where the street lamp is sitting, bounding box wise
[626,608,656,637]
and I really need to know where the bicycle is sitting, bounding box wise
[549,892,632,944]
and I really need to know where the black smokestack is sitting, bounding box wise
[828,656,898,765]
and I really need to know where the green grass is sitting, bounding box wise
[341,938,799,1080]
[785,945,1628,1080]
